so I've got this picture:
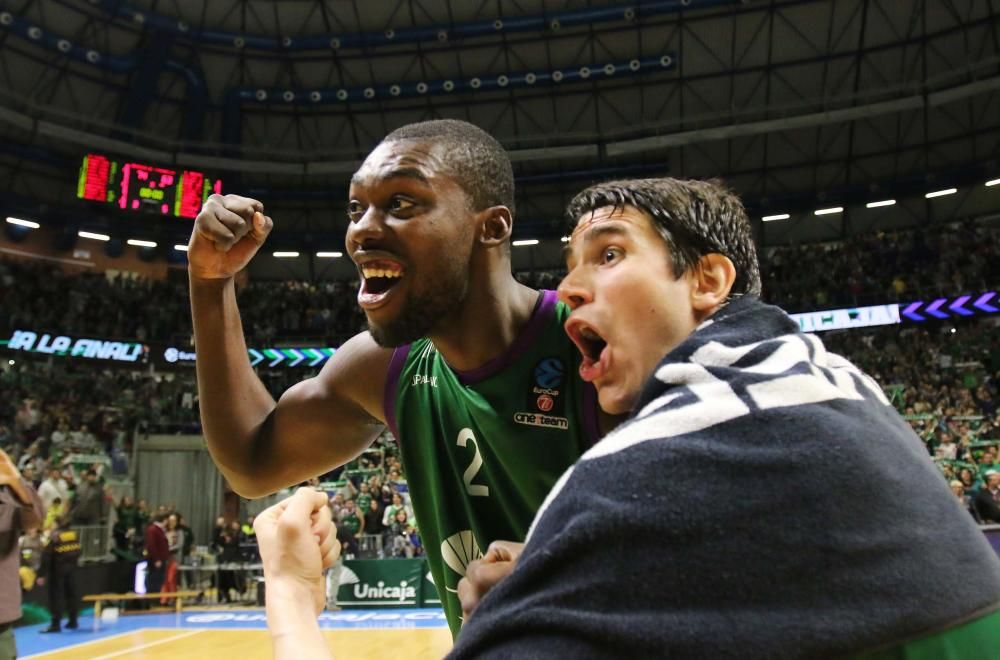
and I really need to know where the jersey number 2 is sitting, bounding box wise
[456,428,489,497]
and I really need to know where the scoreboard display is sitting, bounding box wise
[77,153,222,219]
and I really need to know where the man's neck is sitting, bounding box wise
[429,272,539,373]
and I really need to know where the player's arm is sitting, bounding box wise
[189,194,393,498]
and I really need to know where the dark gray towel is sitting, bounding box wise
[449,296,1000,659]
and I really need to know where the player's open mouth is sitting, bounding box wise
[357,259,406,309]
[565,319,610,383]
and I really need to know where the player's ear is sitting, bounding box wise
[478,206,513,248]
[691,253,736,314]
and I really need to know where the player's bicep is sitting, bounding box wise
[257,332,394,490]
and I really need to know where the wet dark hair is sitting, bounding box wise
[565,177,762,297]
[384,119,515,216]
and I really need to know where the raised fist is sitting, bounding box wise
[188,194,274,280]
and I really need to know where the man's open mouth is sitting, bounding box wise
[566,319,610,382]
[576,325,607,363]
[357,259,406,307]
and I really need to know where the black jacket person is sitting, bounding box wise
[39,517,81,633]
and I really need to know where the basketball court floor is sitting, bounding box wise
[16,608,453,659]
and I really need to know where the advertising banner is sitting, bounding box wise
[335,559,426,608]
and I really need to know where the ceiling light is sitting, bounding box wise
[127,239,157,248]
[814,207,843,216]
[761,214,790,222]
[925,188,957,198]
[986,178,1000,187]
[316,251,343,258]
[5,217,39,228]
[866,199,896,208]
[78,231,110,241]
[560,236,570,242]
[512,239,539,247]
[273,251,299,258]
[173,245,189,252]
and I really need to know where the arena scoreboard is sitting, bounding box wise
[77,153,222,219]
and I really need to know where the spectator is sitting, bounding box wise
[1,448,44,659]
[43,497,65,531]
[973,471,1000,524]
[339,500,364,540]
[381,493,412,528]
[217,521,244,603]
[144,512,170,594]
[70,469,105,525]
[387,508,416,558]
[363,498,384,538]
[950,480,979,522]
[37,468,70,512]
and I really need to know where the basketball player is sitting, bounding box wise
[188,120,606,634]
[449,178,1000,658]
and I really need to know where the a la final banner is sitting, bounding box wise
[1,329,336,369]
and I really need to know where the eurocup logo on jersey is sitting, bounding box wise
[515,357,570,429]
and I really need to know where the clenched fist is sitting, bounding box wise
[188,194,274,280]
[255,487,340,616]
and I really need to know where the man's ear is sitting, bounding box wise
[691,253,736,313]
[478,206,513,248]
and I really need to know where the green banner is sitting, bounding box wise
[336,559,432,608]
[422,564,442,606]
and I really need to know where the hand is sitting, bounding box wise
[255,487,340,615]
[188,194,274,280]
[0,449,21,486]
[457,540,525,623]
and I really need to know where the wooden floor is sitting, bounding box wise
[26,628,454,659]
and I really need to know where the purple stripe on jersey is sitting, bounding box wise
[453,289,558,386]
[383,344,411,441]
[582,381,601,448]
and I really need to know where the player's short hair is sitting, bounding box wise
[565,177,762,298]
[384,119,515,216]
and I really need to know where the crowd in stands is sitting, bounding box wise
[3,220,998,348]
[301,431,423,560]
[823,319,1000,523]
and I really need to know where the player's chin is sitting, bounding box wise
[596,382,638,416]
[366,315,416,348]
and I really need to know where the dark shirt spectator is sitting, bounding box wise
[974,471,1000,523]
[70,469,105,525]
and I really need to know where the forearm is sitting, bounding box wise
[190,277,277,490]
[266,582,333,660]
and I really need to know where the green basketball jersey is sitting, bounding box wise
[384,290,599,635]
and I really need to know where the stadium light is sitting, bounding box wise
[925,188,957,198]
[78,231,110,241]
[173,244,189,252]
[512,239,539,247]
[987,178,1000,187]
[6,216,40,229]
[127,239,157,248]
[814,207,843,216]
[273,251,300,258]
[316,251,343,258]
[761,213,790,222]
[866,199,896,208]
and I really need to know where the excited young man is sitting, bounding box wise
[189,120,603,634]
[449,178,1000,658]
